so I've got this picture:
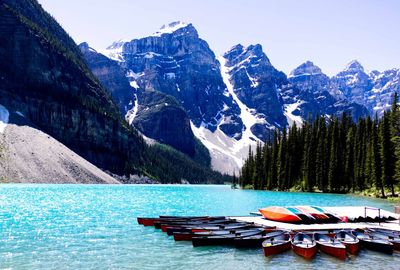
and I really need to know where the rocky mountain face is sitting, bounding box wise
[80,21,399,174]
[368,69,400,116]
[292,60,400,119]
[331,61,400,118]
[0,0,147,176]
[330,60,372,107]
[79,42,205,160]
[284,61,370,125]
[0,1,225,183]
[222,44,287,141]
[100,22,243,139]
[90,22,400,174]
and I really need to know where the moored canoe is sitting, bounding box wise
[262,232,291,256]
[336,230,360,254]
[192,229,265,247]
[291,232,318,260]
[234,230,287,248]
[175,228,263,241]
[314,233,346,260]
[352,230,393,255]
[165,223,256,235]
[367,230,400,251]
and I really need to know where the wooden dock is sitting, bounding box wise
[232,206,400,232]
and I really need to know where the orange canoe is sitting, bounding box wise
[259,206,302,223]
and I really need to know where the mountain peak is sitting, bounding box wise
[78,42,98,53]
[345,60,364,72]
[151,21,195,37]
[246,44,263,54]
[289,61,323,78]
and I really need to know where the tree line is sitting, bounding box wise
[239,94,400,197]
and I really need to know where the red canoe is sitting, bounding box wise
[259,207,302,223]
[262,232,291,256]
[314,233,347,260]
[296,206,330,221]
[291,233,318,260]
[336,230,360,255]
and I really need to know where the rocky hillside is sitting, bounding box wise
[0,1,226,183]
[0,109,120,184]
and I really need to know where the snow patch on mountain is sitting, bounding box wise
[218,56,267,140]
[189,57,271,173]
[130,81,140,89]
[191,122,249,174]
[0,104,9,133]
[98,40,127,62]
[126,94,139,125]
[151,21,189,37]
[284,101,303,127]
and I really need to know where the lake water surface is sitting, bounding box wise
[0,184,399,269]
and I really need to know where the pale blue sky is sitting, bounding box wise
[38,0,400,76]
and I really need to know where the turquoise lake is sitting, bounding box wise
[0,184,399,269]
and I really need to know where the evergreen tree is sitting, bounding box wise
[372,116,384,197]
[380,112,395,196]
[344,126,355,192]
[277,129,287,190]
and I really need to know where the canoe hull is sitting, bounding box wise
[234,237,266,248]
[361,239,393,255]
[263,241,291,256]
[391,241,400,251]
[292,244,318,260]
[173,233,194,241]
[342,241,360,255]
[192,237,235,247]
[259,207,302,223]
[317,243,346,260]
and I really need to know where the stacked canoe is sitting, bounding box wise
[259,206,343,224]
[137,215,400,261]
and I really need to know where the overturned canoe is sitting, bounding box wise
[309,206,342,223]
[291,232,318,260]
[314,233,346,260]
[259,206,302,223]
[296,206,330,222]
[286,207,316,224]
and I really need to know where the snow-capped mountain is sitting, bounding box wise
[83,21,398,174]
[222,44,287,141]
[369,69,400,117]
[330,60,372,107]
[100,21,243,138]
[79,42,201,160]
[327,60,400,117]
[284,61,369,124]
